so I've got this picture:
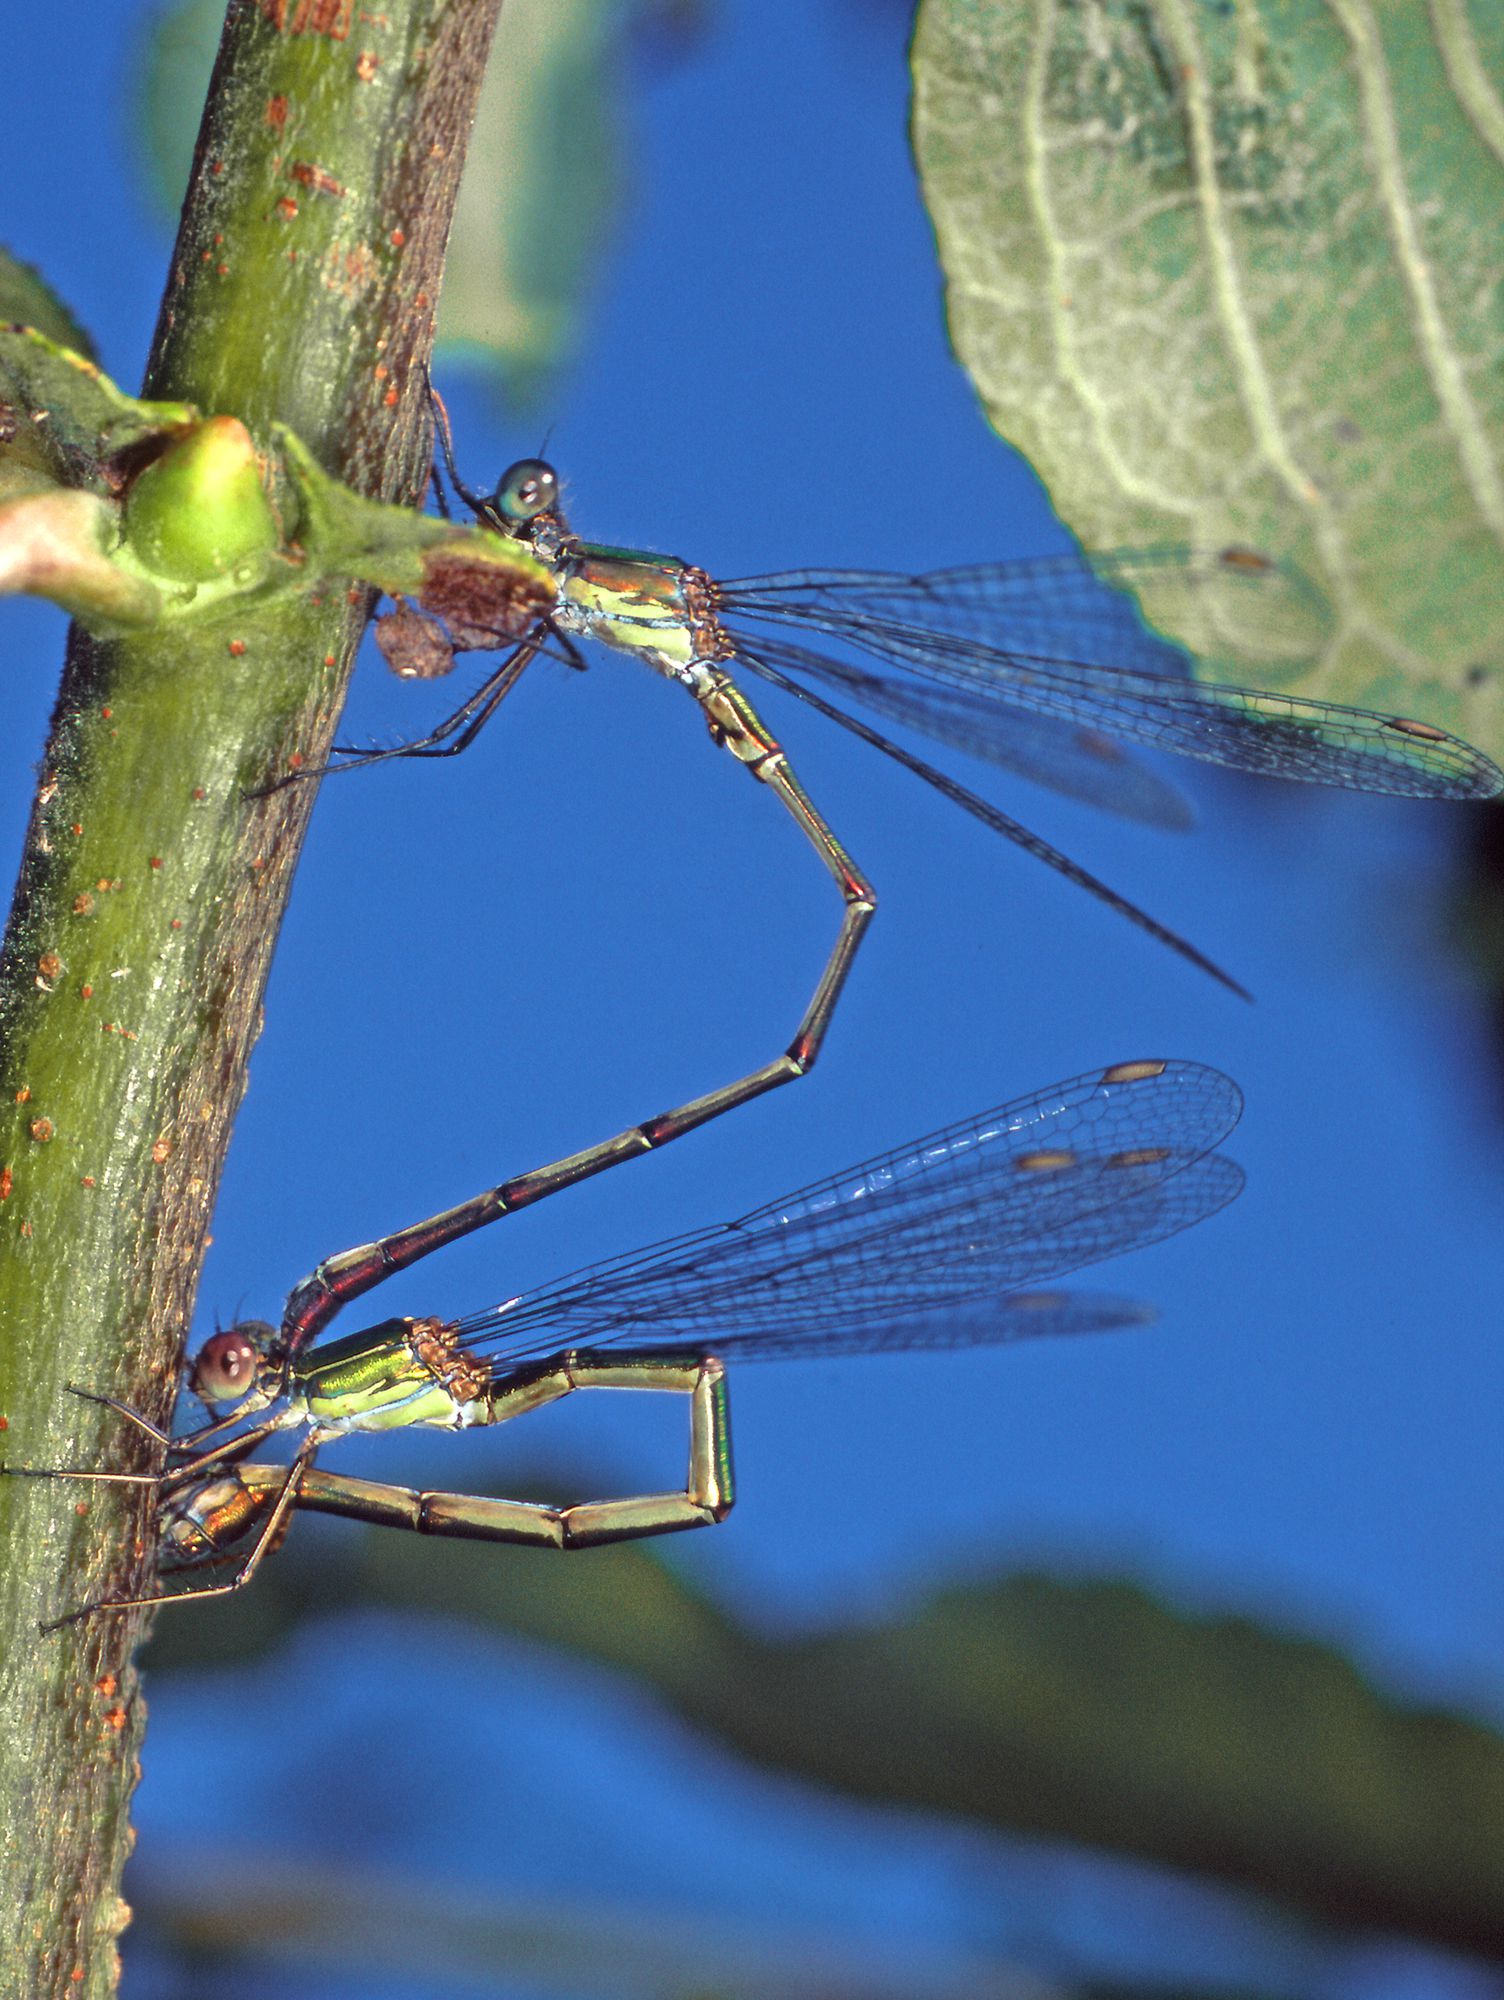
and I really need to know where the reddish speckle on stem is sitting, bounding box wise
[97,879,115,894]
[290,161,345,199]
[0,1414,8,1430]
[72,893,94,916]
[415,290,430,310]
[228,639,247,657]
[101,706,112,720]
[70,823,82,837]
[383,387,398,407]
[210,159,225,176]
[151,1137,172,1164]
[322,653,336,668]
[170,919,182,931]
[103,1707,128,1733]
[201,250,213,264]
[37,952,61,979]
[346,587,361,604]
[14,1086,29,1104]
[389,228,405,248]
[217,263,230,277]
[374,363,388,380]
[0,1168,12,1201]
[289,751,305,770]
[95,1673,118,1697]
[266,95,288,129]
[276,197,299,220]
[214,233,224,247]
[191,787,206,801]
[150,857,163,871]
[74,1502,88,1517]
[80,1176,96,1189]
[80,985,93,1000]
[29,1118,54,1143]
[356,50,380,82]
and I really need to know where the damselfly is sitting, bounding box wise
[287,390,1499,1201]
[19,1057,1242,1624]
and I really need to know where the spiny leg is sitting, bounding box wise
[275,675,875,1351]
[336,631,543,767]
[62,1382,288,1481]
[326,615,587,775]
[274,626,547,786]
[40,1437,321,1632]
[56,1384,288,1500]
[63,1383,174,1448]
[426,368,494,520]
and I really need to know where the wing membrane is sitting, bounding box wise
[455,1061,1243,1367]
[719,557,1498,802]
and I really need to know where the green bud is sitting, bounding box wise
[123,415,279,583]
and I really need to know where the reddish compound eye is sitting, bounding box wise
[190,1324,268,1405]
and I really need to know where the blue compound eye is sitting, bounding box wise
[491,458,558,524]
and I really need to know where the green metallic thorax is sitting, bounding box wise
[287,1318,480,1434]
[557,544,719,676]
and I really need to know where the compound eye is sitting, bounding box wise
[491,458,558,524]
[190,1323,269,1405]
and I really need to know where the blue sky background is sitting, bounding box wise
[3,4,1502,1996]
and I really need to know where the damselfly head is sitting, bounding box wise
[190,1320,275,1409]
[490,458,559,526]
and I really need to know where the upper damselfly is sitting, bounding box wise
[16,1056,1242,1625]
[279,389,1500,1212]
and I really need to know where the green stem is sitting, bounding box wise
[0,3,507,1990]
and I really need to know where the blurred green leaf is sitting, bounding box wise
[441,0,630,403]
[132,1851,1067,2000]
[0,248,97,360]
[145,1522,1504,1960]
[911,0,1504,758]
[136,0,224,219]
[137,0,658,406]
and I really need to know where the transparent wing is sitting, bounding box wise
[743,639,1196,829]
[453,1060,1243,1368]
[717,554,1499,802]
[723,547,1288,676]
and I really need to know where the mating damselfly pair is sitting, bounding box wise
[12,398,1499,1623]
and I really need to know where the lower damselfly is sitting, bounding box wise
[277,385,1500,1224]
[17,1057,1243,1625]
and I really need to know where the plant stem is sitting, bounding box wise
[0,3,507,1990]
